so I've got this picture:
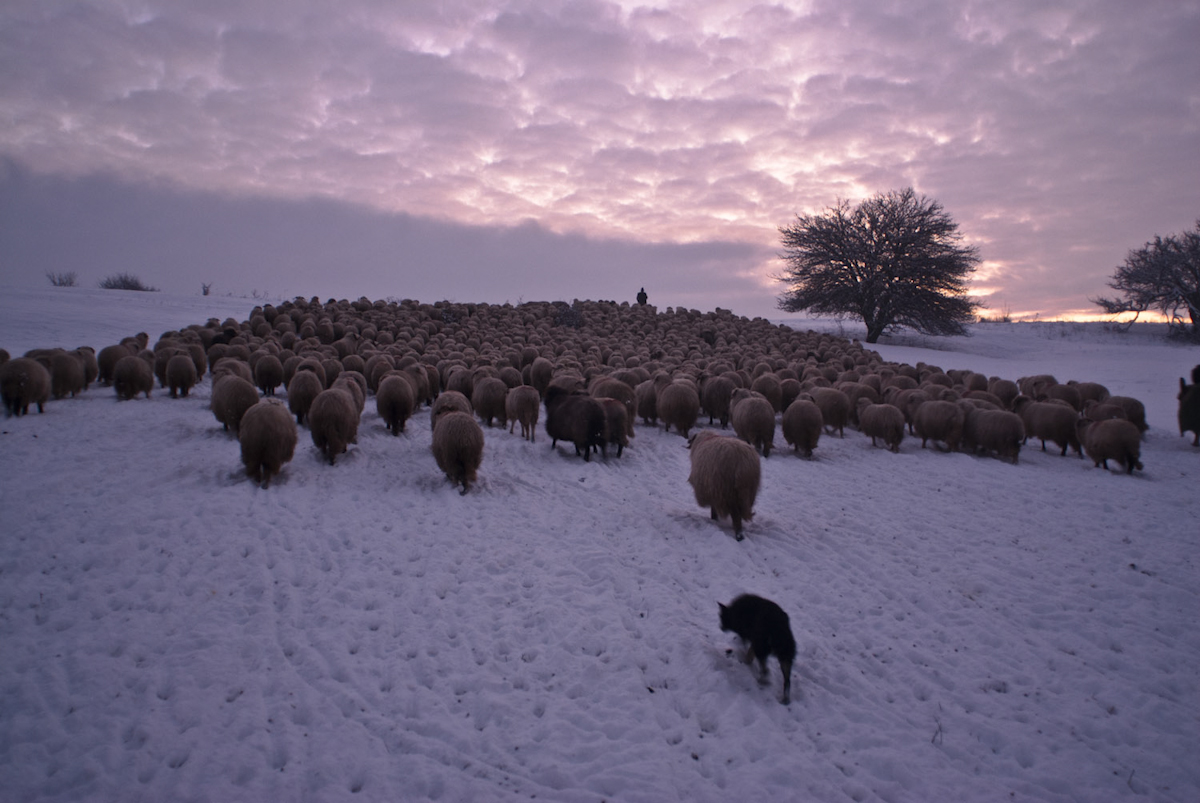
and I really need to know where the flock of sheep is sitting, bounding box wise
[3,296,1199,540]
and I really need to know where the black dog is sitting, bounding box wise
[719,594,796,704]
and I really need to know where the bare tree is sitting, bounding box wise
[776,188,980,343]
[1093,220,1200,339]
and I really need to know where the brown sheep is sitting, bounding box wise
[211,374,260,434]
[0,357,51,416]
[212,357,254,385]
[808,386,850,437]
[591,377,636,437]
[598,397,630,457]
[545,385,605,460]
[687,431,761,541]
[254,354,284,396]
[781,398,822,457]
[730,388,776,457]
[1013,396,1082,456]
[1081,400,1128,423]
[471,376,509,428]
[987,378,1020,409]
[1076,418,1143,473]
[376,373,416,435]
[50,351,86,399]
[166,353,198,398]
[432,410,485,494]
[857,399,905,453]
[239,399,298,488]
[701,375,736,428]
[634,379,658,426]
[431,390,473,432]
[309,388,360,464]
[657,381,700,438]
[287,370,324,426]
[912,399,964,451]
[750,373,783,413]
[113,355,153,400]
[959,403,1024,463]
[1106,396,1147,434]
[506,385,541,441]
[97,344,132,385]
[331,374,365,415]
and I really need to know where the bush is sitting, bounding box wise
[98,273,158,292]
[46,271,78,287]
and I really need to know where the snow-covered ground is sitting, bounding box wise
[1,286,1197,802]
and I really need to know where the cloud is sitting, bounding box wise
[0,0,1197,321]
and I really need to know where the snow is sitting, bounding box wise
[1,286,1198,802]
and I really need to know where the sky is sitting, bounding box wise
[1,0,1198,321]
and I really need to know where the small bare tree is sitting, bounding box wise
[1093,220,1200,339]
[46,271,78,287]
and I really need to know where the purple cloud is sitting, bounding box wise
[1,0,1197,321]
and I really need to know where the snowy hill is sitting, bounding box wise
[1,286,1197,802]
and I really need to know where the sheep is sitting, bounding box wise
[1179,367,1200,446]
[1106,396,1147,434]
[166,353,198,398]
[1040,383,1083,411]
[0,357,51,416]
[308,388,359,465]
[959,403,1024,463]
[238,399,298,488]
[295,358,327,389]
[211,374,260,434]
[730,388,776,457]
[113,355,153,400]
[657,381,701,438]
[506,385,541,442]
[1081,400,1128,423]
[97,344,132,385]
[431,390,473,432]
[987,378,1020,409]
[1076,418,1143,473]
[432,410,485,494]
[212,357,254,385]
[74,346,99,388]
[598,397,630,457]
[286,369,324,425]
[544,385,605,461]
[911,399,964,451]
[781,398,822,457]
[1012,396,1082,456]
[808,386,850,437]
[591,377,636,437]
[471,376,509,428]
[376,374,416,435]
[331,374,365,414]
[1068,380,1110,405]
[856,399,905,453]
[687,430,761,541]
[750,373,783,412]
[839,382,881,426]
[525,357,552,397]
[50,350,86,399]
[701,375,736,428]
[254,354,284,396]
[634,379,658,425]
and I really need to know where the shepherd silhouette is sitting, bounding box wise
[637,287,648,305]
